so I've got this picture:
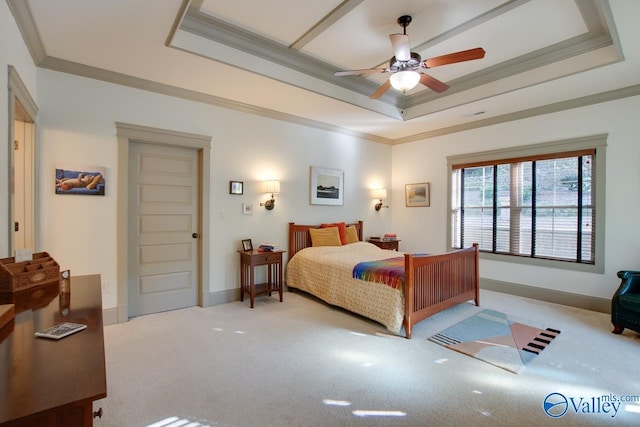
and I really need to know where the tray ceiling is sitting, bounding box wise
[7,0,640,144]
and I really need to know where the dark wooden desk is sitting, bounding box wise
[0,274,106,427]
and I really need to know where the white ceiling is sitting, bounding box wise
[7,0,640,144]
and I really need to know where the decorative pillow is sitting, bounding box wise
[345,226,359,244]
[309,227,342,247]
[320,222,347,245]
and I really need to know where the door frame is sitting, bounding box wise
[115,122,212,323]
[7,65,38,256]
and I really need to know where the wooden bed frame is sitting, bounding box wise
[288,221,480,338]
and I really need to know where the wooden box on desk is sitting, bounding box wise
[0,252,60,293]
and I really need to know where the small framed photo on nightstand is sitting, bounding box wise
[241,239,253,251]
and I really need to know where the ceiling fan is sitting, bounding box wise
[334,15,486,99]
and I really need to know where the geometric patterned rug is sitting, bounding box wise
[428,309,561,374]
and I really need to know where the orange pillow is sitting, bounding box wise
[321,222,347,245]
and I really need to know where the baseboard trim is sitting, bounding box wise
[102,307,119,326]
[103,282,610,323]
[102,289,242,325]
[207,288,241,306]
[481,278,611,314]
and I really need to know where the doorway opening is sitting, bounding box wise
[8,66,38,256]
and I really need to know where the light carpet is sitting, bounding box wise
[94,290,640,427]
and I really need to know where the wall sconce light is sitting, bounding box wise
[373,188,389,211]
[260,180,280,210]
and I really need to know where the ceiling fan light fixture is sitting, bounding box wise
[389,70,420,93]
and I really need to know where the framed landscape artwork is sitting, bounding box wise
[405,182,430,207]
[310,166,343,206]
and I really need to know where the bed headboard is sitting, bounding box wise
[288,221,364,259]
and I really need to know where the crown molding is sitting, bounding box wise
[6,0,46,64]
[164,0,191,47]
[38,54,640,145]
[404,32,616,111]
[393,84,640,144]
[37,56,393,145]
[289,0,364,51]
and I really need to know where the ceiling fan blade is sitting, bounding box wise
[334,68,387,76]
[419,73,449,93]
[370,80,391,99]
[423,47,486,68]
[390,34,411,61]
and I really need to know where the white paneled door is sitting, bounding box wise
[128,142,199,317]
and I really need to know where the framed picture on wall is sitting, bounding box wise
[55,164,106,196]
[405,182,430,207]
[310,166,344,206]
[230,181,243,195]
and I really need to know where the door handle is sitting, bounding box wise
[192,233,199,239]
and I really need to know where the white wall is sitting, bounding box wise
[35,69,393,309]
[391,96,640,299]
[0,1,38,258]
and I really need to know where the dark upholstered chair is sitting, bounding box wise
[612,271,640,334]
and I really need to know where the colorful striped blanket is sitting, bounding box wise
[352,257,405,289]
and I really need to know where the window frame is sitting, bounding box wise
[446,134,607,273]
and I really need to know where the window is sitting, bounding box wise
[447,135,606,273]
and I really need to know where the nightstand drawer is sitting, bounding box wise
[252,252,282,265]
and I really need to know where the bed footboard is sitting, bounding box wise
[403,243,479,338]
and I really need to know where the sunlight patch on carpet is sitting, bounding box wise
[352,410,406,418]
[147,416,215,427]
[428,309,560,373]
[323,399,352,407]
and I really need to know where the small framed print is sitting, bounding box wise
[405,182,430,207]
[241,239,253,251]
[230,181,243,195]
[242,203,253,215]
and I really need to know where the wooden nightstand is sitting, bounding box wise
[367,239,400,251]
[238,250,285,308]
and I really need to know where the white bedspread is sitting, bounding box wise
[285,242,405,333]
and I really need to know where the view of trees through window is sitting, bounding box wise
[451,153,594,264]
